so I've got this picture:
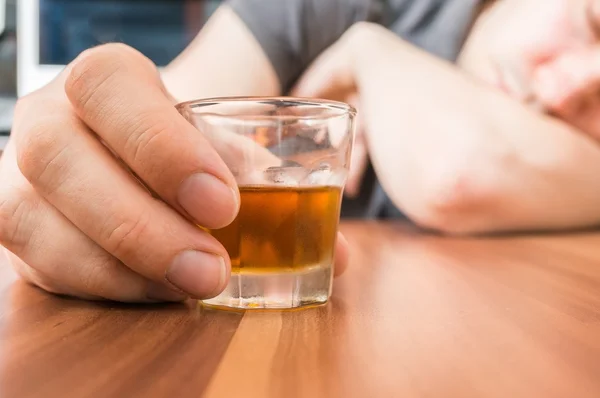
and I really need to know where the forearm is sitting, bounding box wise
[351,24,600,233]
[161,6,280,102]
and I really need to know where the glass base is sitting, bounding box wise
[201,264,332,310]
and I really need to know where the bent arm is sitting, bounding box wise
[349,24,600,234]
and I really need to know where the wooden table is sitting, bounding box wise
[2,222,600,397]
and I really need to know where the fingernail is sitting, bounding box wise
[146,282,188,302]
[178,173,239,228]
[166,250,227,299]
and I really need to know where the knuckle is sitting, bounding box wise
[64,43,155,111]
[102,211,152,258]
[123,111,175,165]
[16,122,72,195]
[79,255,145,301]
[64,45,126,110]
[14,122,50,178]
[0,187,36,252]
[78,256,113,298]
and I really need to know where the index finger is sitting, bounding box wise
[64,44,239,229]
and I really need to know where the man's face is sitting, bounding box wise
[459,0,599,103]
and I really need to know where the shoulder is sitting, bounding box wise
[386,0,483,60]
[225,0,385,90]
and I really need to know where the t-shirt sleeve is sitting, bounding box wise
[385,0,481,61]
[226,0,383,92]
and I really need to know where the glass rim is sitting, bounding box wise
[175,96,357,122]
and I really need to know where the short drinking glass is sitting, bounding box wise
[176,97,356,309]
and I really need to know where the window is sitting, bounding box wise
[39,0,222,66]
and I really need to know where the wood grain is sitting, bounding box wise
[2,222,600,397]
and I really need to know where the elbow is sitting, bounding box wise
[372,118,519,235]
[397,160,503,236]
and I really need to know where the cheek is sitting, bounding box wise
[490,0,583,64]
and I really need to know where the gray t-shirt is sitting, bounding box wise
[227,0,481,218]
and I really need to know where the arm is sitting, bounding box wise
[459,0,600,139]
[295,23,600,234]
[161,5,280,101]
[162,0,377,101]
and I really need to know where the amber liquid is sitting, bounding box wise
[210,186,342,273]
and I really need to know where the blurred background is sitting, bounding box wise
[0,0,223,139]
[37,0,220,66]
[0,0,16,97]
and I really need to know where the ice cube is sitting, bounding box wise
[305,163,332,185]
[263,165,309,186]
[326,169,348,186]
[305,164,347,186]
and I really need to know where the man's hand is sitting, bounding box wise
[460,0,600,138]
[0,44,350,302]
[0,44,238,301]
[532,47,600,140]
[292,26,368,197]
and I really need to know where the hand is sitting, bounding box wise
[292,25,369,197]
[460,0,600,137]
[0,44,350,302]
[460,0,599,98]
[532,47,600,140]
